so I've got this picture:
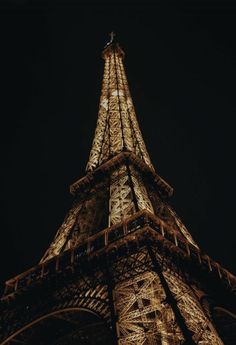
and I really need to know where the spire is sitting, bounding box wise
[104,31,116,48]
[40,36,198,263]
[86,34,154,172]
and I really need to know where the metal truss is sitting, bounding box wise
[109,164,154,226]
[113,249,223,345]
[86,42,153,172]
[40,203,83,262]
[114,270,182,344]
[166,206,198,248]
[164,269,223,344]
[40,160,155,262]
[1,243,225,345]
[40,41,196,262]
[40,156,196,263]
[1,38,236,345]
[0,266,112,344]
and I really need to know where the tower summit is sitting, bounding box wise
[86,32,153,172]
[1,36,236,345]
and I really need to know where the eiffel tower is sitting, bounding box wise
[1,34,236,345]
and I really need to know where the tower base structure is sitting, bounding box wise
[1,211,236,344]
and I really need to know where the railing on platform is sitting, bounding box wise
[3,210,236,297]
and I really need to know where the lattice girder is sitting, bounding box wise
[1,223,232,345]
[2,38,236,345]
[41,159,155,261]
[86,42,153,172]
[0,266,112,344]
[41,152,196,262]
[113,249,223,345]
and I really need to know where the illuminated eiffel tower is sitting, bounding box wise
[1,34,236,345]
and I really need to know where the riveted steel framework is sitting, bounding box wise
[1,38,236,345]
[86,42,153,172]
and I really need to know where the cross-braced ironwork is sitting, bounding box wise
[1,35,236,345]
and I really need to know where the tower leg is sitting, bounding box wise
[147,244,196,345]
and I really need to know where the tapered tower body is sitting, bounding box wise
[1,36,236,345]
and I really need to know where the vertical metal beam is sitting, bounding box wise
[126,161,139,213]
[147,243,196,345]
[105,256,118,344]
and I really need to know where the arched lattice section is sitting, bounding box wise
[1,308,114,345]
[0,269,113,344]
[212,306,236,345]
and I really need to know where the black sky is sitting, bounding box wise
[0,0,236,293]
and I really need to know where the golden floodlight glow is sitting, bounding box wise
[38,39,223,344]
[2,35,235,345]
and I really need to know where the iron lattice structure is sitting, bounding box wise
[1,36,236,345]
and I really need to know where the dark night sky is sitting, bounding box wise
[0,1,236,293]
